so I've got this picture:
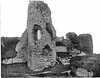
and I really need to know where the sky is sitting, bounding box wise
[1,0,100,54]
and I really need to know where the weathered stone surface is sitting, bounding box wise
[26,1,57,71]
[15,29,28,62]
[70,54,100,77]
[75,68,93,77]
[1,37,19,60]
[15,29,28,53]
[66,32,78,43]
[66,32,81,51]
[27,1,56,46]
[78,34,93,54]
[55,46,67,52]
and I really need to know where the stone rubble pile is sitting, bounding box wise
[1,1,100,77]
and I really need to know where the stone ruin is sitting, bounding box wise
[1,1,100,77]
[15,1,57,71]
[15,0,94,71]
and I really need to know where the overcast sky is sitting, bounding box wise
[1,0,100,54]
